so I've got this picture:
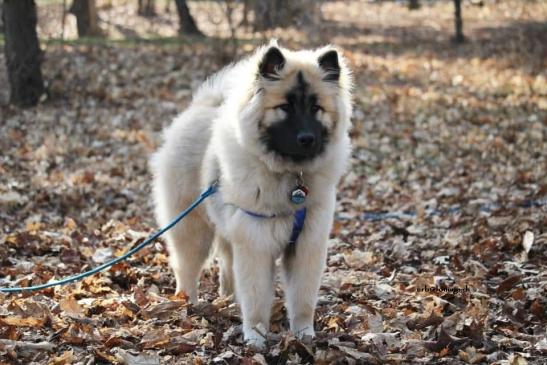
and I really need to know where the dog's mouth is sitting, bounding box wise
[261,129,328,163]
[277,150,319,162]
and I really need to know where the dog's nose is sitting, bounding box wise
[297,132,315,148]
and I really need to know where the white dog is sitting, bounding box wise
[150,42,352,347]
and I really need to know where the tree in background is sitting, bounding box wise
[69,0,102,37]
[240,0,249,28]
[407,0,464,43]
[3,0,45,107]
[174,0,202,36]
[0,0,4,33]
[253,0,321,31]
[164,0,172,13]
[138,0,156,17]
[408,0,420,10]
[453,0,465,43]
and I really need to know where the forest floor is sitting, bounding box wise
[1,0,546,364]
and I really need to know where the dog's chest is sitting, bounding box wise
[205,174,311,249]
[233,173,304,213]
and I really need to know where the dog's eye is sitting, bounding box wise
[276,104,291,112]
[311,105,323,113]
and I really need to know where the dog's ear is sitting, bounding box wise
[318,49,340,82]
[259,47,285,80]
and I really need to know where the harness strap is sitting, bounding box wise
[240,207,307,245]
[240,209,277,219]
[214,176,307,245]
[288,208,307,245]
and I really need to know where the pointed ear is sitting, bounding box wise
[259,47,285,80]
[318,49,340,82]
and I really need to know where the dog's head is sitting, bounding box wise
[238,42,353,172]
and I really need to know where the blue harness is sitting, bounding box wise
[240,207,307,245]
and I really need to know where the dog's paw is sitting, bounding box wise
[244,331,267,350]
[245,335,266,350]
[295,327,315,343]
[244,324,268,350]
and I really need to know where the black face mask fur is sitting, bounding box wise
[258,48,340,163]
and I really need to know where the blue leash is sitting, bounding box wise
[0,183,219,293]
[355,198,546,222]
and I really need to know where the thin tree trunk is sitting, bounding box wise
[253,0,320,31]
[145,0,155,16]
[137,0,155,17]
[69,0,101,37]
[453,0,465,43]
[253,0,282,31]
[408,0,420,10]
[61,0,67,40]
[240,0,249,28]
[3,0,45,107]
[0,0,4,33]
[174,0,202,36]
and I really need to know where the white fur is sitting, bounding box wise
[150,43,353,347]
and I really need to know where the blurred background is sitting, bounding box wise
[1,0,544,226]
[1,0,546,107]
[0,1,546,364]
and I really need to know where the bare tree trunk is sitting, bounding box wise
[174,0,202,36]
[240,0,249,28]
[253,0,320,31]
[408,0,420,10]
[164,0,172,13]
[453,0,465,43]
[3,0,45,107]
[137,0,155,17]
[0,0,4,33]
[253,0,285,31]
[61,0,67,40]
[69,0,102,37]
[223,0,237,56]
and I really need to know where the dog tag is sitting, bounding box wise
[290,185,308,205]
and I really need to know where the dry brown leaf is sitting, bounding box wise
[496,275,522,295]
[59,297,83,317]
[47,350,74,365]
[0,316,46,328]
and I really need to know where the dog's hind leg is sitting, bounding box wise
[215,235,234,298]
[150,121,214,304]
[165,213,213,303]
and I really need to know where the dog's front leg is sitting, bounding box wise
[282,205,333,339]
[232,242,275,348]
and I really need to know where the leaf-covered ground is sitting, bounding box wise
[1,1,546,364]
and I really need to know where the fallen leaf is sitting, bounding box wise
[0,316,46,327]
[48,350,74,365]
[60,297,83,317]
[496,275,522,295]
[117,349,161,365]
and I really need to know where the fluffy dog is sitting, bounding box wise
[150,41,352,347]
